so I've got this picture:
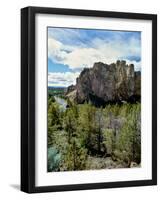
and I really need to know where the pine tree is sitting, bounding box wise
[116,104,141,165]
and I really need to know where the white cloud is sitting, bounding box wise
[48,36,141,71]
[48,72,80,87]
[64,47,107,69]
[48,38,67,62]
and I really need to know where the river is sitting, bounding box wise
[54,96,67,111]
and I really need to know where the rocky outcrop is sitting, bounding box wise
[65,84,76,95]
[66,89,77,102]
[67,61,141,105]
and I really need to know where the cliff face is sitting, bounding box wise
[67,61,141,105]
[134,71,141,97]
[65,84,76,95]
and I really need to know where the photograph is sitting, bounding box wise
[47,27,141,172]
[21,6,157,193]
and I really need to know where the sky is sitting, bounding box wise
[48,27,141,87]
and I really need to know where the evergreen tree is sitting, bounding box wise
[64,138,87,171]
[116,104,141,165]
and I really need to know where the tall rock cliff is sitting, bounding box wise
[67,61,141,105]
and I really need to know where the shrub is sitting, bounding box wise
[47,147,61,172]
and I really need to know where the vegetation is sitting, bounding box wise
[48,87,66,97]
[48,94,141,172]
[48,147,61,172]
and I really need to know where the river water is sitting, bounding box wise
[54,96,67,111]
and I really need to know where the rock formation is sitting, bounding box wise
[65,84,76,95]
[67,61,141,105]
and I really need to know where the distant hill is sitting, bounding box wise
[48,86,67,96]
[48,86,66,90]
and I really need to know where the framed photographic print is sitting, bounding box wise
[21,6,157,193]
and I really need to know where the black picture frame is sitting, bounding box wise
[21,6,157,193]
